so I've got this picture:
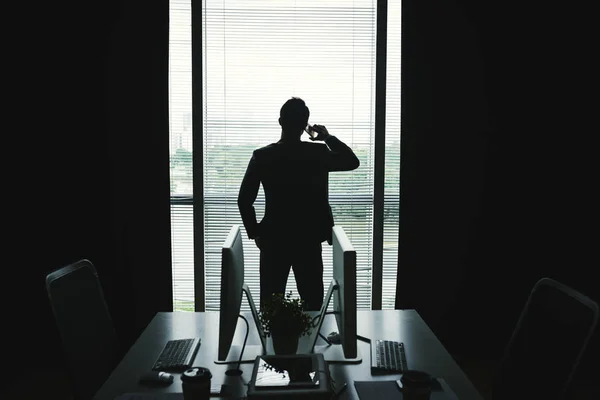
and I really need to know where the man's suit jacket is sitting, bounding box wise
[238,135,360,244]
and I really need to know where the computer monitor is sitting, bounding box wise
[216,225,267,369]
[331,225,358,358]
[302,225,362,363]
[218,224,360,366]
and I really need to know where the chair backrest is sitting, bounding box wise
[493,277,599,399]
[46,259,119,400]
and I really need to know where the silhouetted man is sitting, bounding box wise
[238,97,360,311]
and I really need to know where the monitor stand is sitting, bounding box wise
[214,284,268,365]
[313,344,362,364]
[261,326,363,364]
[301,280,363,364]
[214,344,265,365]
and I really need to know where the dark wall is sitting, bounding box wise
[398,0,598,377]
[6,0,173,380]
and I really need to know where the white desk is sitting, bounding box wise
[94,310,483,400]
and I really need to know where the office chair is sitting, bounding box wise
[46,259,120,400]
[492,277,598,400]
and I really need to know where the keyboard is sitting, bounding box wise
[152,338,201,371]
[370,339,407,373]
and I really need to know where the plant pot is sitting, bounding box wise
[271,331,300,355]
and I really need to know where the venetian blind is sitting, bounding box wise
[169,0,401,312]
[169,0,195,311]
[202,0,376,311]
[382,0,401,309]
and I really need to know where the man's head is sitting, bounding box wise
[279,97,310,134]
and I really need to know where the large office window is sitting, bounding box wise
[169,0,400,311]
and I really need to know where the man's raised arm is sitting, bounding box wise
[311,124,360,172]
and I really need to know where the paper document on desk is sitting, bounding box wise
[113,394,183,400]
[354,378,458,400]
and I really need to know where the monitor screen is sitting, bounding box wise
[218,225,245,361]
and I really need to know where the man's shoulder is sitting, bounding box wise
[255,142,279,151]
[256,141,325,154]
[301,141,327,148]
[252,143,277,158]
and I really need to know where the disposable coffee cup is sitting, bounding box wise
[401,370,433,400]
[181,367,212,400]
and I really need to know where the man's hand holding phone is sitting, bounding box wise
[306,124,331,141]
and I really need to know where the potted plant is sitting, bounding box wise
[258,292,316,355]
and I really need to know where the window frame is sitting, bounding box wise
[184,0,392,311]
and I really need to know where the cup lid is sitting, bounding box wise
[401,370,433,387]
[181,367,212,383]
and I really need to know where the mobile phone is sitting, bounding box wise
[305,124,318,139]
